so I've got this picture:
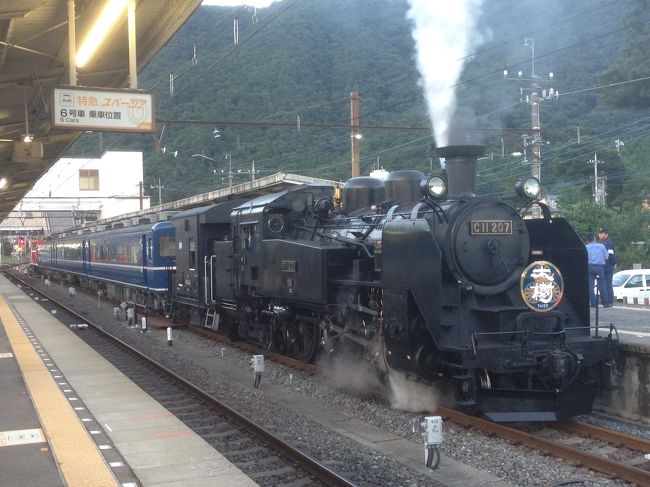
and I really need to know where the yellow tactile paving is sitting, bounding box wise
[0,295,119,487]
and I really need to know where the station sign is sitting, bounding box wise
[52,86,155,133]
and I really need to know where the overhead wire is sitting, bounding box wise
[147,7,246,92]
[454,15,650,89]
[157,0,302,109]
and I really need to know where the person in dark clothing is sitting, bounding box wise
[598,227,616,307]
[586,232,609,307]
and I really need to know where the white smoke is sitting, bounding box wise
[388,371,439,412]
[406,0,486,146]
[316,353,384,395]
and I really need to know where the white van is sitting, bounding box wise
[612,270,650,302]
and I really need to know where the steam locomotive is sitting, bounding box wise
[35,145,618,421]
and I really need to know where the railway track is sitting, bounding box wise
[7,273,355,487]
[437,406,650,485]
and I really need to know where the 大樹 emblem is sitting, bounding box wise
[520,261,564,312]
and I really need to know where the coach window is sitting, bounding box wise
[189,237,196,270]
[116,245,125,262]
[160,236,175,257]
[70,243,81,260]
[79,169,99,190]
[130,243,139,264]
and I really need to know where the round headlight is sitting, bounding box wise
[516,177,541,199]
[426,175,447,199]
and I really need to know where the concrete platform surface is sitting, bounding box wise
[0,274,257,487]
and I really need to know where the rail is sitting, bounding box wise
[6,272,353,487]
[437,405,650,486]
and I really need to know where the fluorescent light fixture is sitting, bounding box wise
[76,0,127,68]
[0,177,8,190]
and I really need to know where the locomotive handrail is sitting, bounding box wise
[472,329,567,337]
[386,205,399,221]
[565,323,619,341]
[295,225,374,258]
[210,255,216,303]
[471,329,566,356]
[203,256,208,304]
[409,202,425,221]
[472,323,618,343]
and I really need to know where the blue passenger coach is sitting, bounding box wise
[35,220,175,305]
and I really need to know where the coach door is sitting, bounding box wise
[82,240,90,276]
[141,235,148,288]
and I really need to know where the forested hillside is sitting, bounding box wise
[67,0,650,264]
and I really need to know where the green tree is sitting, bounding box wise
[599,0,650,108]
[562,199,650,268]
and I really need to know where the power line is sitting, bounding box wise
[559,75,650,98]
[455,0,618,63]
[157,118,431,131]
[147,7,247,92]
[157,0,301,108]
[454,16,650,89]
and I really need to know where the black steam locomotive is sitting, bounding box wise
[169,145,618,421]
[35,145,618,421]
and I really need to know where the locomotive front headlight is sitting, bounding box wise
[425,175,447,199]
[516,177,542,199]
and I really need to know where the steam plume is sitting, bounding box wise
[406,0,486,146]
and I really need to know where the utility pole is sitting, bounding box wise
[150,177,164,205]
[350,91,361,177]
[587,152,606,205]
[138,181,144,210]
[225,153,233,187]
[504,38,558,217]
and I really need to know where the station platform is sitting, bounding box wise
[590,305,650,422]
[0,274,257,487]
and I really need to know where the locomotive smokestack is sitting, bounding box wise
[432,145,485,199]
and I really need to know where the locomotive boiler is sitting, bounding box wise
[172,144,618,421]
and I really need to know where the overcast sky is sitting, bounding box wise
[202,0,277,6]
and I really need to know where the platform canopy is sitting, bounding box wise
[0,0,202,222]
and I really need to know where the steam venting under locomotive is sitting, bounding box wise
[35,145,618,422]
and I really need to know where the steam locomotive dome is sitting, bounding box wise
[447,199,530,295]
[342,176,385,213]
[385,170,425,205]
